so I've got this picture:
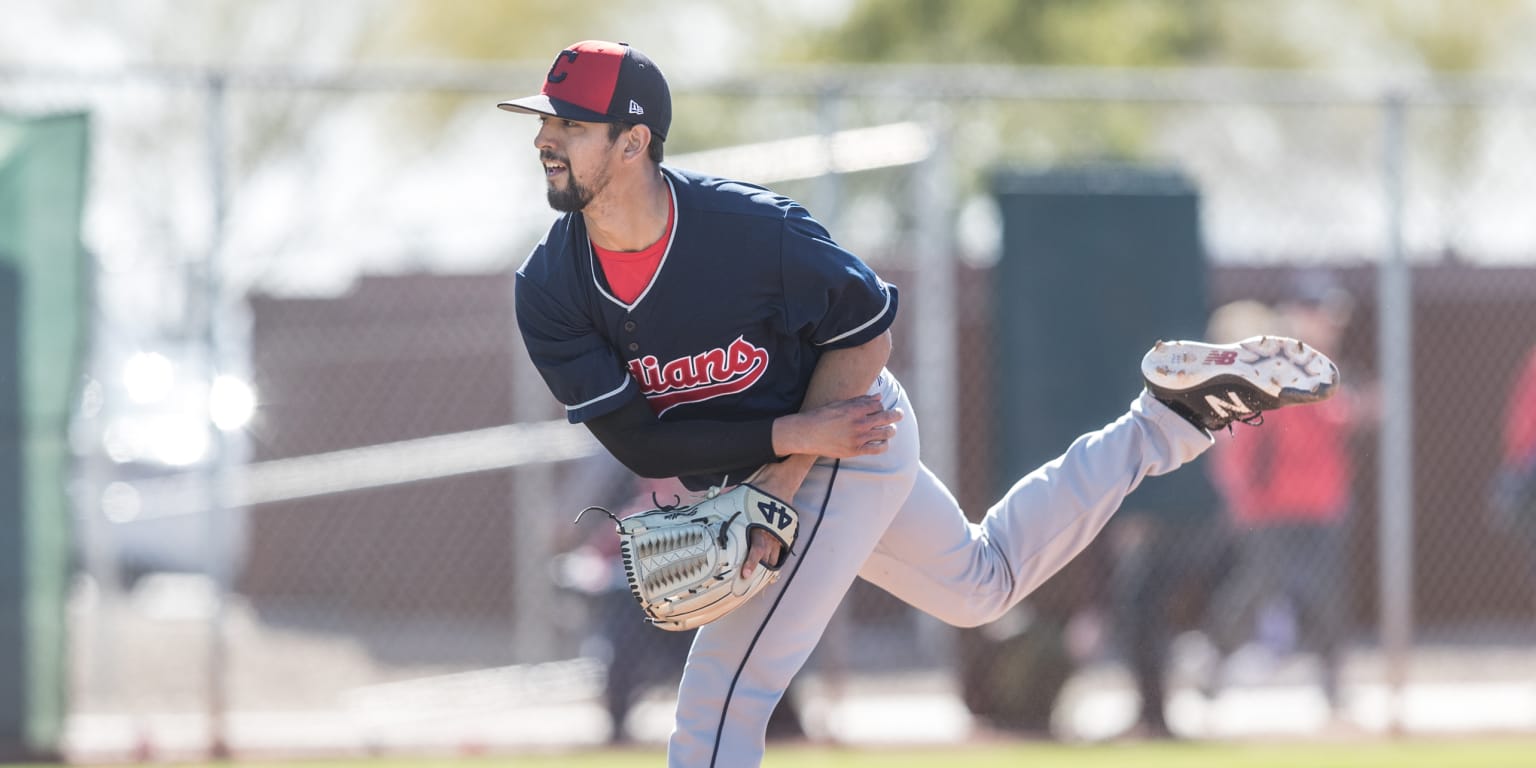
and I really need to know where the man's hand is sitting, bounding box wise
[603,484,799,631]
[742,528,782,579]
[748,393,902,577]
[773,394,903,459]
[745,334,897,579]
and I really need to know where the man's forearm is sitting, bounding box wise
[756,331,893,495]
[803,330,893,410]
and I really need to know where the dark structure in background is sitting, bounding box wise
[961,166,1220,734]
[0,111,91,762]
[0,264,27,759]
[242,274,528,664]
[236,224,1536,692]
[989,166,1211,475]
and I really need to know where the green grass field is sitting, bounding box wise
[14,739,1536,768]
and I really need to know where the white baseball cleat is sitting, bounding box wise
[1142,335,1340,432]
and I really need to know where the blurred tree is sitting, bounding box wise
[364,0,634,62]
[766,0,1536,216]
[794,0,1534,71]
[364,0,803,67]
[792,0,1226,67]
[1369,0,1533,72]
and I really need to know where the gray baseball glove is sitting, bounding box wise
[578,484,799,631]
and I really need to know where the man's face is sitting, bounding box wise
[1283,302,1348,355]
[534,116,620,213]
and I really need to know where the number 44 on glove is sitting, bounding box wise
[576,484,800,631]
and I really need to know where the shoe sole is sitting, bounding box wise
[1142,335,1339,406]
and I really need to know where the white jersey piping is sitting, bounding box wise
[589,176,678,311]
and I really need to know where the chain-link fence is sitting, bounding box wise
[4,63,1536,759]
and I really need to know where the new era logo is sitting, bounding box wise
[628,99,645,115]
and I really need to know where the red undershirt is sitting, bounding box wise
[591,193,674,305]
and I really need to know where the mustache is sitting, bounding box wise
[540,151,567,165]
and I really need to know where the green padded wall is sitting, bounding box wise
[0,111,91,760]
[989,165,1218,518]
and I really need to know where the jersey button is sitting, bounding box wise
[627,342,639,352]
[623,320,636,332]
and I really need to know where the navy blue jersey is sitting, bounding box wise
[516,166,899,433]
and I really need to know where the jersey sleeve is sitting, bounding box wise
[514,270,639,424]
[779,208,899,349]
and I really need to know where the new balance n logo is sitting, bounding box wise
[628,99,645,115]
[1204,350,1239,365]
[1204,390,1252,418]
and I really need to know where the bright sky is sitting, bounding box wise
[4,0,1536,310]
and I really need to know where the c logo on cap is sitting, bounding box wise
[546,49,579,84]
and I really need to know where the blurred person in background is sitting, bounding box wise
[1490,342,1536,593]
[558,472,695,744]
[1105,462,1227,740]
[1202,272,1370,721]
[1101,302,1287,741]
[955,566,1091,739]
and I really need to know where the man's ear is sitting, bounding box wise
[623,124,651,161]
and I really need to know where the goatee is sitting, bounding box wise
[542,151,593,213]
[547,181,593,213]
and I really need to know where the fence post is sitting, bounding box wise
[912,110,957,487]
[202,71,233,761]
[1376,91,1414,737]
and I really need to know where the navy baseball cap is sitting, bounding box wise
[499,40,671,141]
